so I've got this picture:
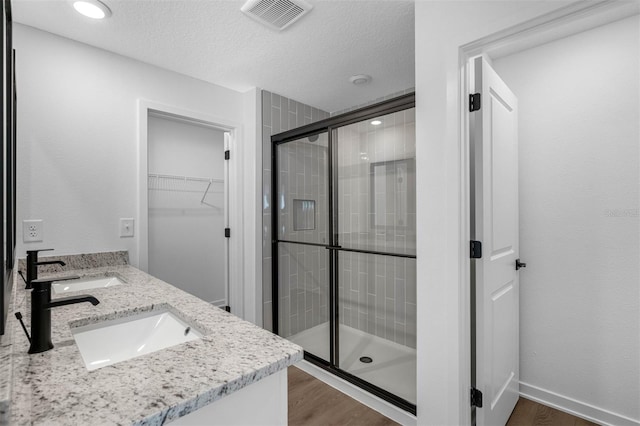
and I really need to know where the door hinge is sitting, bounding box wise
[471,388,483,408]
[470,240,482,259]
[224,150,230,160]
[224,228,231,238]
[469,93,481,112]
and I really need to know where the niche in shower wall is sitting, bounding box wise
[293,199,316,231]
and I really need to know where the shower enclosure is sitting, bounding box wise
[272,94,416,413]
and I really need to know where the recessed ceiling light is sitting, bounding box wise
[72,0,112,19]
[349,74,372,85]
[371,120,382,126]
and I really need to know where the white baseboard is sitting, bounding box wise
[210,299,227,307]
[520,381,640,426]
[295,360,417,426]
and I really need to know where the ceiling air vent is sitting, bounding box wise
[241,0,313,31]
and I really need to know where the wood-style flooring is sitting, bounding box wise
[506,397,598,426]
[288,366,399,426]
[288,366,598,426]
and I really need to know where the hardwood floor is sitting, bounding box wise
[288,366,399,426]
[288,366,596,426]
[506,398,598,426]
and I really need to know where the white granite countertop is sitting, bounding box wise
[2,260,302,425]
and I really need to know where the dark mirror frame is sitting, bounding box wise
[1,0,15,336]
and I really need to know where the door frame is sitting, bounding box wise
[137,99,244,316]
[458,1,638,424]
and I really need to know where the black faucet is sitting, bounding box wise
[26,249,66,289]
[28,276,100,354]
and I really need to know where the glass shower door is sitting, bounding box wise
[274,132,331,363]
[335,107,417,405]
[271,93,417,413]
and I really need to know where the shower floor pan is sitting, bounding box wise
[288,322,416,404]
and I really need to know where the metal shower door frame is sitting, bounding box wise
[271,93,417,414]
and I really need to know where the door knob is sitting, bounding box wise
[515,259,527,270]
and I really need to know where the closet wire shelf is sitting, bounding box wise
[148,173,223,208]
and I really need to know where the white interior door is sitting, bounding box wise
[471,55,520,426]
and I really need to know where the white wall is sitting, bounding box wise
[492,15,639,423]
[148,116,226,305]
[414,2,590,424]
[15,24,246,268]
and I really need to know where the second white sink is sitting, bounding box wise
[53,275,123,294]
[71,308,203,371]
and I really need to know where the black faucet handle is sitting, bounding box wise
[34,260,66,267]
[31,275,80,290]
[26,248,54,256]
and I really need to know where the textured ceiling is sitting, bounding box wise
[12,0,415,112]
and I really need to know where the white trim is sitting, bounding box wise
[254,89,263,327]
[457,43,473,425]
[241,88,262,326]
[223,132,231,310]
[458,2,640,424]
[137,99,245,319]
[295,360,417,426]
[227,125,245,319]
[462,0,640,60]
[520,382,640,426]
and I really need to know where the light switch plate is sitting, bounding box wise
[23,219,43,243]
[119,218,134,238]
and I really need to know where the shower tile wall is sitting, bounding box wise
[277,244,329,338]
[339,254,417,348]
[276,136,330,338]
[337,107,417,348]
[263,90,417,349]
[262,90,330,331]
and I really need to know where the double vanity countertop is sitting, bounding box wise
[0,254,303,425]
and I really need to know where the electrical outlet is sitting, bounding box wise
[23,219,43,243]
[120,218,134,238]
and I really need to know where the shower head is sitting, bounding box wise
[307,134,319,143]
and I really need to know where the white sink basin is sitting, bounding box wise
[53,275,124,295]
[71,309,203,371]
